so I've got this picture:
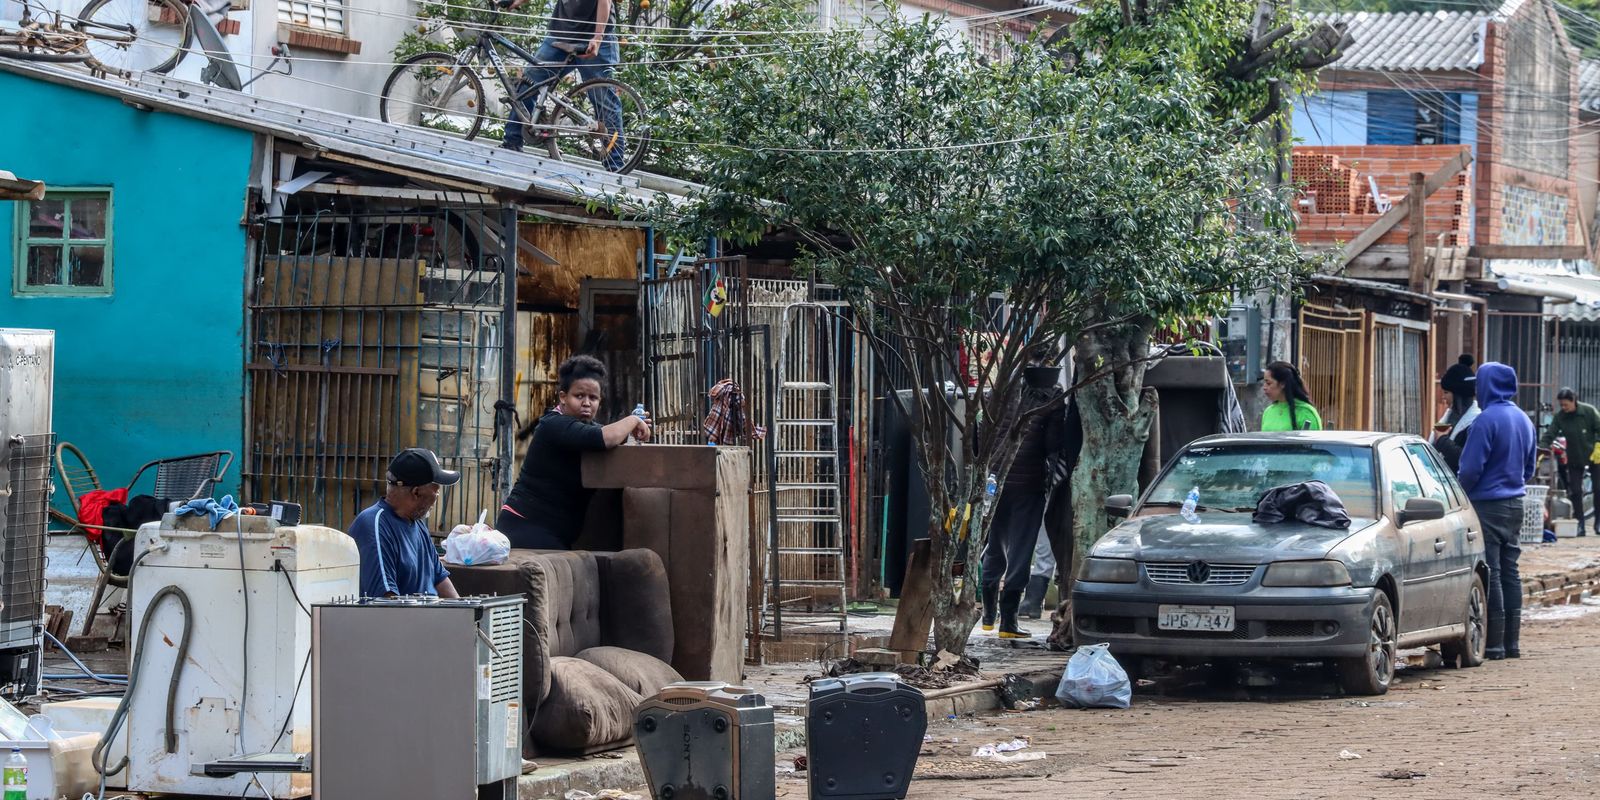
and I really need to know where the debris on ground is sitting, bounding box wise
[999,673,1039,710]
[972,738,1032,759]
[794,755,808,772]
[563,791,642,800]
[1380,769,1428,780]
[810,652,982,690]
[1338,750,1363,760]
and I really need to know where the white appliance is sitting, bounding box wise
[0,329,53,699]
[127,514,358,797]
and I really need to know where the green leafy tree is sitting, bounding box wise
[1034,0,1343,648]
[638,12,1309,655]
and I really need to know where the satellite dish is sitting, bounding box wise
[189,3,242,91]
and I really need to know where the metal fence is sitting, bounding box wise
[245,203,513,529]
[1298,304,1368,430]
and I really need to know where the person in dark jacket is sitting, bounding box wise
[1456,362,1537,659]
[1432,375,1479,473]
[1539,387,1600,536]
[497,355,652,549]
[981,364,1067,639]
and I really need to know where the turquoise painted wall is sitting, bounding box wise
[0,71,254,505]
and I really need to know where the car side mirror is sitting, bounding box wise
[1104,494,1134,519]
[1399,497,1446,525]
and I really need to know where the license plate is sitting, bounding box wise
[1157,605,1235,632]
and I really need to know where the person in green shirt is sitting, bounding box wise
[1260,361,1323,432]
[1540,387,1600,536]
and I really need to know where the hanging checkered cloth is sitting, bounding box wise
[703,379,766,444]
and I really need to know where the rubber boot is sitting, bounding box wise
[981,584,999,632]
[1485,612,1506,660]
[1504,612,1522,659]
[1018,575,1049,619]
[998,590,1031,639]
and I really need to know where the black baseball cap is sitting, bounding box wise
[387,448,461,487]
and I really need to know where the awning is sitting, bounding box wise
[0,171,44,201]
[1484,260,1600,322]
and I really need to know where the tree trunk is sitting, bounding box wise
[927,487,984,656]
[1047,323,1158,648]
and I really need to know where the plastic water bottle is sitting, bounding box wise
[982,474,998,516]
[3,747,26,800]
[1180,487,1202,524]
[628,403,647,445]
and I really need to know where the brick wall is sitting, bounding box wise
[1292,144,1473,248]
[1474,2,1582,247]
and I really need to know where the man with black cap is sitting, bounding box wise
[346,448,461,598]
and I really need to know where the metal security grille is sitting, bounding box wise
[1,433,52,649]
[278,0,346,33]
[246,205,511,528]
[1298,304,1368,430]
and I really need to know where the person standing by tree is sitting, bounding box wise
[1259,361,1321,432]
[1457,363,1537,659]
[980,364,1067,639]
[1540,387,1600,537]
[500,0,624,171]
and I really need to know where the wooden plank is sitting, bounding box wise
[712,450,750,683]
[1407,172,1428,293]
[1468,244,1589,260]
[1338,150,1473,267]
[888,538,934,654]
[0,172,45,201]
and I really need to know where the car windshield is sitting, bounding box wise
[1143,443,1378,519]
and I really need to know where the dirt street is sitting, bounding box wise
[779,600,1600,800]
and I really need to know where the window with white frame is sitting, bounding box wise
[13,189,112,297]
[278,0,346,34]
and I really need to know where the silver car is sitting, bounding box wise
[1072,432,1489,696]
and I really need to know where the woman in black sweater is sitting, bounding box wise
[496,355,652,549]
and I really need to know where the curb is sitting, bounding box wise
[515,667,1065,799]
[1522,565,1600,606]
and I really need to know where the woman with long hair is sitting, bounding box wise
[496,355,652,549]
[1260,361,1322,432]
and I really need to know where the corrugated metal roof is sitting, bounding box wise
[1311,10,1489,72]
[1580,58,1600,114]
[0,60,699,212]
[1487,261,1600,321]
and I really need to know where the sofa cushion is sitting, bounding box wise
[575,646,684,696]
[531,656,642,753]
[592,549,675,663]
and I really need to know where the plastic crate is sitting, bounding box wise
[1521,485,1550,544]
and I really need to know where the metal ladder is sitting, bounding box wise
[766,302,849,636]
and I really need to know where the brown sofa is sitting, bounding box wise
[449,548,683,755]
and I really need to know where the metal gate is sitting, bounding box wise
[1298,304,1368,430]
[1486,310,1559,413]
[245,204,514,529]
[1371,316,1430,436]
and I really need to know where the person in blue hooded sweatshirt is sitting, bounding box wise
[1456,362,1537,660]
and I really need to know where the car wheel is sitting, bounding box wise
[1442,574,1487,669]
[1339,592,1397,696]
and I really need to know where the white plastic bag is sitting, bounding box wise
[444,510,511,566]
[1054,643,1131,709]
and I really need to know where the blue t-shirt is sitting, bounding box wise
[347,499,450,597]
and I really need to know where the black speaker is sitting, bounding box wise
[807,673,926,800]
[635,682,775,800]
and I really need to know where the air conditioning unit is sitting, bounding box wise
[312,595,524,800]
[0,329,54,701]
